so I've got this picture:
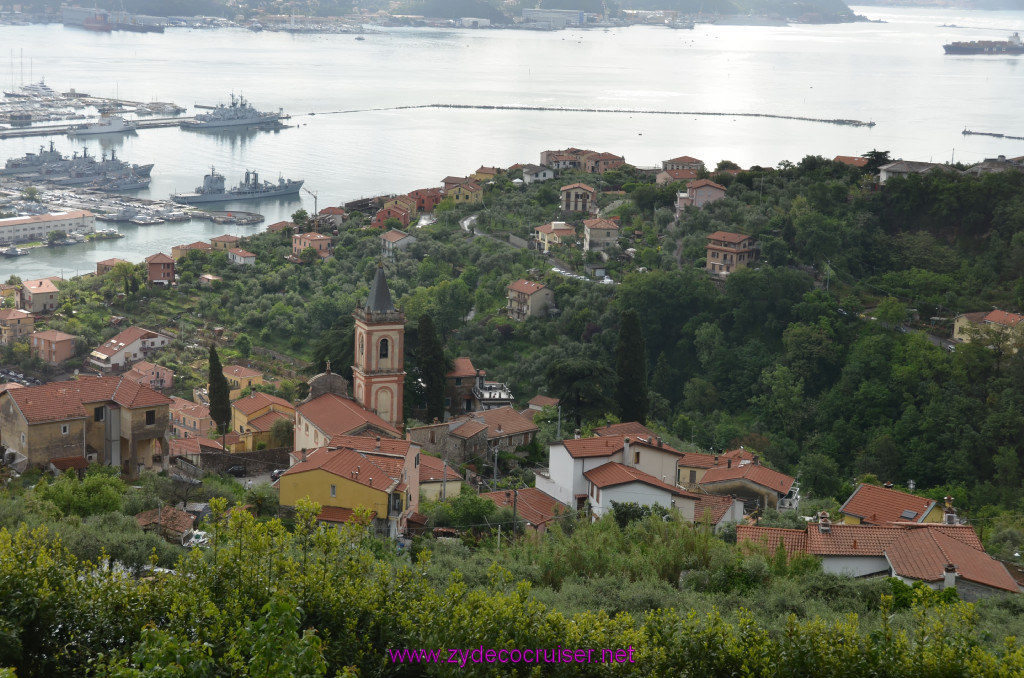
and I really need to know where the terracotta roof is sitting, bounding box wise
[984,309,1024,327]
[805,524,905,555]
[0,308,32,321]
[92,326,166,358]
[563,436,624,459]
[97,257,131,267]
[737,525,807,555]
[380,229,411,242]
[177,241,211,251]
[266,221,295,231]
[419,454,462,483]
[297,392,400,438]
[442,176,469,185]
[110,377,173,408]
[232,391,293,417]
[169,436,223,456]
[50,455,89,471]
[666,155,702,164]
[295,232,332,242]
[584,461,694,497]
[535,222,576,235]
[840,484,938,525]
[886,526,1019,592]
[135,506,195,535]
[362,452,406,482]
[700,463,795,496]
[31,329,74,342]
[246,409,291,432]
[317,506,376,524]
[21,277,59,295]
[480,487,569,528]
[0,382,24,394]
[471,406,538,439]
[661,169,699,180]
[706,231,751,244]
[145,252,173,264]
[211,234,240,243]
[560,183,595,192]
[7,375,170,423]
[453,181,481,193]
[327,435,414,458]
[451,420,488,438]
[281,446,396,492]
[583,218,620,231]
[446,357,479,379]
[678,448,755,469]
[229,248,256,258]
[834,155,869,167]
[320,207,346,215]
[507,279,547,295]
[223,364,263,380]
[528,395,559,408]
[693,494,738,525]
[170,396,209,419]
[688,179,726,191]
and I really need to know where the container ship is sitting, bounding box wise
[944,32,1024,55]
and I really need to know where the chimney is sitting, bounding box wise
[657,436,663,448]
[753,454,759,465]
[944,496,957,524]
[884,481,894,489]
[623,437,631,468]
[476,369,484,390]
[300,448,307,462]
[818,511,831,533]
[943,563,958,589]
[714,455,719,464]
[726,459,732,469]
[574,429,581,439]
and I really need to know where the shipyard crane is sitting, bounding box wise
[302,186,319,231]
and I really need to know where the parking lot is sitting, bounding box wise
[0,367,43,387]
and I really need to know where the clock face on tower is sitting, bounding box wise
[358,335,364,357]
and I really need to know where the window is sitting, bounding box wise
[145,410,155,425]
[429,430,436,444]
[379,338,389,359]
[94,407,104,422]
[330,484,336,498]
[61,424,69,435]
[689,470,697,484]
[454,377,462,386]
[633,450,640,465]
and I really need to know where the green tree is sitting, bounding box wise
[615,309,648,424]
[418,314,447,422]
[235,333,252,358]
[269,418,294,449]
[208,346,231,436]
[291,208,309,231]
[299,246,319,264]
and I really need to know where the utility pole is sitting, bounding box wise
[825,259,831,293]
[441,451,449,501]
[556,405,562,441]
[492,441,499,490]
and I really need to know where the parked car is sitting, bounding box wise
[225,465,246,478]
[271,469,287,481]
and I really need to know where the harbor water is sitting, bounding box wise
[2,6,1024,279]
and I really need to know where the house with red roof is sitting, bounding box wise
[144,252,175,285]
[560,183,597,213]
[583,151,625,174]
[407,406,537,466]
[536,433,689,513]
[445,181,483,205]
[698,458,799,512]
[295,391,401,450]
[408,187,444,213]
[371,205,412,229]
[739,518,1020,601]
[693,493,746,532]
[318,207,347,228]
[96,258,131,276]
[705,230,759,276]
[136,505,196,545]
[527,394,559,412]
[0,375,171,478]
[419,453,463,501]
[265,220,296,233]
[583,461,700,522]
[540,148,589,171]
[210,234,240,250]
[291,232,333,261]
[506,279,554,321]
[279,435,421,537]
[444,356,480,417]
[953,309,1024,345]
[171,241,212,261]
[169,396,213,440]
[480,486,569,534]
[676,447,755,488]
[533,221,576,253]
[3,310,39,348]
[656,168,699,185]
[834,155,869,168]
[16,277,60,314]
[662,155,704,171]
[839,483,946,525]
[227,248,256,266]
[88,326,171,373]
[122,360,173,392]
[677,179,727,211]
[381,229,416,259]
[583,218,620,252]
[230,391,295,452]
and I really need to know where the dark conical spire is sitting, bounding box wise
[366,262,395,313]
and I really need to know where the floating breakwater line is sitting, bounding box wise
[307,103,877,128]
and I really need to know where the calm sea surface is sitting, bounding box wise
[2,6,1024,279]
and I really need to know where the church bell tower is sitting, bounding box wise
[352,264,405,429]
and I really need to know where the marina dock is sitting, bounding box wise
[0,116,194,139]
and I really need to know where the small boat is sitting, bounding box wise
[1,246,29,256]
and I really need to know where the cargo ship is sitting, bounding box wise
[943,32,1024,55]
[171,167,303,204]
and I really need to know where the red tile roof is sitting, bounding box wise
[661,168,699,180]
[678,448,755,469]
[593,421,658,438]
[563,436,624,459]
[6,375,171,424]
[737,525,807,555]
[419,454,462,483]
[451,420,487,439]
[281,446,396,492]
[177,241,212,251]
[381,229,412,243]
[840,483,937,525]
[507,279,547,296]
[92,326,166,358]
[232,391,293,417]
[297,392,400,438]
[0,383,24,394]
[886,526,1019,592]
[0,308,32,321]
[169,436,224,456]
[21,277,59,295]
[229,248,256,258]
[136,506,195,535]
[666,155,702,164]
[446,357,479,379]
[211,234,240,243]
[583,218,620,231]
[32,329,74,342]
[266,221,295,231]
[535,222,576,235]
[688,179,726,191]
[984,309,1024,327]
[170,396,209,419]
[528,395,559,408]
[804,524,905,555]
[223,364,263,380]
[706,231,751,244]
[560,183,595,192]
[693,493,738,526]
[700,462,795,496]
[834,155,869,167]
[97,257,131,267]
[247,409,291,432]
[327,435,414,459]
[480,487,569,528]
[50,455,89,471]
[584,461,694,497]
[145,252,173,264]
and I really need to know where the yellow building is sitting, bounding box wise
[217,364,265,400]
[0,308,34,346]
[230,391,294,452]
[279,438,419,537]
[0,375,170,479]
[446,181,483,205]
[953,310,1024,347]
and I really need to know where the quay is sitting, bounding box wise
[0,117,290,139]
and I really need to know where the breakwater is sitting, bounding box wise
[307,103,877,128]
[962,129,1024,141]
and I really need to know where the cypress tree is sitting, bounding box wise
[419,314,447,422]
[208,346,231,435]
[615,309,649,424]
